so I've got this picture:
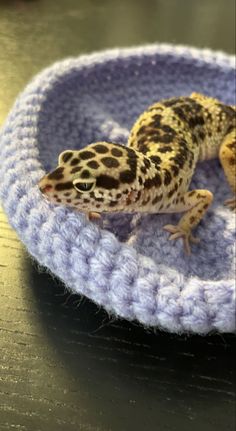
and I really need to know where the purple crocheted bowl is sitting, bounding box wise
[0,44,235,334]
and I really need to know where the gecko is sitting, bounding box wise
[38,93,236,254]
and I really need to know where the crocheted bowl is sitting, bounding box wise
[0,44,235,334]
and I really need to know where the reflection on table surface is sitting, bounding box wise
[0,0,235,124]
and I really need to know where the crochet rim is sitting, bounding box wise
[0,44,235,334]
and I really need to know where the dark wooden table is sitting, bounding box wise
[0,1,235,430]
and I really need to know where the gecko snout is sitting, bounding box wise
[38,177,53,194]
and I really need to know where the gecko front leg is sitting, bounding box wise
[163,189,213,254]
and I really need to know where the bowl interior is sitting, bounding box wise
[35,52,235,283]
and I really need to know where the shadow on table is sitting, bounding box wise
[23,256,236,428]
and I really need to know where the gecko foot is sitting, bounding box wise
[224,198,236,212]
[163,224,200,255]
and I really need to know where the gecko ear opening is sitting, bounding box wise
[58,150,74,165]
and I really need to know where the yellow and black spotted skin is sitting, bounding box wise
[39,93,236,254]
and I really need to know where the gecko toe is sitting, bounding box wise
[163,224,200,255]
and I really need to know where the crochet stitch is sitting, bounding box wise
[0,44,235,334]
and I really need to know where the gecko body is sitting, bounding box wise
[39,93,236,253]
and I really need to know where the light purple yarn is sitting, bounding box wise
[0,44,235,334]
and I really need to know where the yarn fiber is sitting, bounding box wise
[0,44,235,334]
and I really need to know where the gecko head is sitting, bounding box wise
[38,142,146,213]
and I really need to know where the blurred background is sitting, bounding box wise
[0,0,235,124]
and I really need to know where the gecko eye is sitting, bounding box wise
[73,180,96,193]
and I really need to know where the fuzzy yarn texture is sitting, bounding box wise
[0,44,235,334]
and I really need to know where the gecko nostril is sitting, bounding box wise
[39,184,53,193]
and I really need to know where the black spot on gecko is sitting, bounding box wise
[126,146,138,159]
[163,97,183,107]
[80,151,96,160]
[87,160,99,169]
[71,166,82,174]
[164,169,172,186]
[142,196,150,205]
[227,140,236,150]
[127,157,137,175]
[144,174,162,189]
[140,166,147,175]
[96,175,119,189]
[179,138,189,149]
[189,158,193,169]
[139,144,149,155]
[152,194,163,204]
[226,124,234,134]
[136,125,147,136]
[198,131,205,140]
[109,200,118,207]
[137,142,149,154]
[217,104,235,121]
[158,146,173,153]
[170,153,186,169]
[55,182,73,191]
[135,190,141,201]
[188,116,205,129]
[207,112,213,121]
[173,107,188,123]
[144,158,151,168]
[111,147,123,157]
[93,144,109,153]
[167,186,176,198]
[120,170,136,183]
[159,134,174,143]
[71,158,80,166]
[147,133,161,143]
[61,151,73,163]
[47,167,64,180]
[138,176,143,185]
[171,165,179,177]
[160,125,176,135]
[81,170,91,179]
[150,155,162,165]
[101,157,120,168]
[149,114,162,128]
